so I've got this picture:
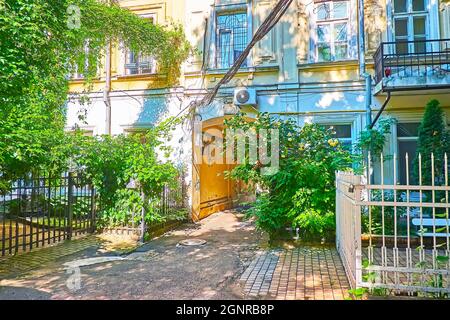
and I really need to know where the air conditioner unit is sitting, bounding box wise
[233,87,257,106]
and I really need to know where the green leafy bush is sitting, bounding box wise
[413,99,450,185]
[292,209,335,239]
[70,119,183,228]
[98,189,146,228]
[355,118,395,158]
[49,195,91,218]
[361,190,407,236]
[224,113,352,241]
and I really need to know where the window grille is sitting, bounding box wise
[216,12,248,69]
[124,15,156,75]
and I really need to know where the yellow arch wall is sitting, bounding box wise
[191,116,254,221]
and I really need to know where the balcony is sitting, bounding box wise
[373,39,450,93]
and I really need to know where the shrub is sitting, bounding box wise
[292,210,335,240]
[70,118,182,228]
[361,190,406,236]
[225,113,352,241]
[413,99,450,185]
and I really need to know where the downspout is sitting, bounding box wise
[104,0,114,136]
[370,91,391,129]
[358,0,373,184]
[104,41,112,135]
[358,0,372,128]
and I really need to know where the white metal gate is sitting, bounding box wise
[336,171,363,289]
[336,153,450,296]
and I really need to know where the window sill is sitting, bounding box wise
[69,77,101,83]
[187,65,279,76]
[121,123,154,131]
[116,73,166,81]
[298,59,359,70]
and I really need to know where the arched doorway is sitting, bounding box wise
[191,116,253,221]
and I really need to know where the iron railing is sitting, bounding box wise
[0,172,95,257]
[336,153,450,296]
[100,176,188,238]
[373,38,450,90]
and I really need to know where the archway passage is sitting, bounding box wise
[191,116,253,221]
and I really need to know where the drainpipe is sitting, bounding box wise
[104,41,112,135]
[370,91,391,129]
[104,0,114,136]
[358,0,373,183]
[358,0,372,128]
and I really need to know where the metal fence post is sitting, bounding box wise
[67,172,74,240]
[335,172,341,251]
[353,175,363,289]
[140,188,146,243]
[90,185,96,233]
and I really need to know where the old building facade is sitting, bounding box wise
[66,0,450,219]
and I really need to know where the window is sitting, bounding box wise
[72,41,95,79]
[315,1,350,62]
[392,0,428,54]
[124,128,151,144]
[124,15,156,75]
[322,124,353,151]
[124,51,156,75]
[216,12,248,69]
[397,122,420,184]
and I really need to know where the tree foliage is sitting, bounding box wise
[356,118,396,159]
[414,99,450,185]
[224,113,352,240]
[0,0,190,185]
[69,118,182,227]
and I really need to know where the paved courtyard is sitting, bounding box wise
[240,248,350,300]
[0,211,350,300]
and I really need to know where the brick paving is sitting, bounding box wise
[240,247,350,300]
[240,251,280,297]
[0,236,101,279]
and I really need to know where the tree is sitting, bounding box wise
[414,99,450,185]
[0,0,190,186]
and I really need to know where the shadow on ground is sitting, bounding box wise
[0,286,52,300]
[0,210,267,300]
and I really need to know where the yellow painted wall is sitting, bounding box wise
[194,118,236,220]
[69,0,185,94]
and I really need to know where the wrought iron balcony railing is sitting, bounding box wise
[373,39,450,92]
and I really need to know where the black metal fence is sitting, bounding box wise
[373,38,450,88]
[100,176,188,238]
[0,172,95,257]
[159,179,188,218]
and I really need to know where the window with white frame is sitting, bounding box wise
[392,0,428,54]
[124,15,157,75]
[397,122,420,184]
[314,0,350,62]
[215,12,248,69]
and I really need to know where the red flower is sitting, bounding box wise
[384,67,392,77]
